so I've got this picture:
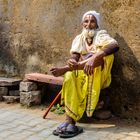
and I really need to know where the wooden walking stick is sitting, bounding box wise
[43,91,61,119]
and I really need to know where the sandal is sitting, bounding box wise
[59,124,83,138]
[53,122,69,136]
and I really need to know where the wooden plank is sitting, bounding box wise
[0,77,22,86]
[25,73,64,85]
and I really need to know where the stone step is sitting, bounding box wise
[0,77,22,86]
[3,96,20,104]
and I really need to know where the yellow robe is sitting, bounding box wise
[61,54,114,121]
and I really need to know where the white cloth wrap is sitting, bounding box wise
[70,30,118,55]
[82,11,100,28]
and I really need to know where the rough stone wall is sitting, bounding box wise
[100,0,140,120]
[0,0,139,119]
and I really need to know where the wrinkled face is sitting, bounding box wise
[82,14,98,30]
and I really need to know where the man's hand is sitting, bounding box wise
[67,58,78,70]
[67,52,80,70]
[84,57,104,75]
[84,58,95,75]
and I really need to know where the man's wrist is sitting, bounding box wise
[71,53,80,62]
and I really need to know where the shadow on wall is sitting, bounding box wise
[101,33,140,120]
[0,25,19,77]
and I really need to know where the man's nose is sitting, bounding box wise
[86,21,91,28]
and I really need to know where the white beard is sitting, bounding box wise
[82,28,95,38]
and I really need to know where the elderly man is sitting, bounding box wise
[51,11,119,138]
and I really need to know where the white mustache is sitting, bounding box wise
[82,29,95,38]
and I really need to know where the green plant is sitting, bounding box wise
[50,103,65,115]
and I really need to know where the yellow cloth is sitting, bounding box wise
[61,54,114,121]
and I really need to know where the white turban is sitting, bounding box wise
[82,11,100,28]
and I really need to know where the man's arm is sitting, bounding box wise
[78,43,119,66]
[67,52,80,68]
[50,43,119,77]
[103,43,119,55]
[83,43,119,75]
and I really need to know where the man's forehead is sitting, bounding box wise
[83,14,96,20]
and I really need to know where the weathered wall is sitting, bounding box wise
[100,0,140,120]
[0,0,139,119]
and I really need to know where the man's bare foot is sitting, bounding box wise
[50,67,68,77]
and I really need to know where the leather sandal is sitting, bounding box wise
[59,124,83,138]
[53,122,69,136]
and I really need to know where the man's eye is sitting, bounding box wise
[84,20,88,23]
[91,20,96,23]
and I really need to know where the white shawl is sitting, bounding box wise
[70,30,118,55]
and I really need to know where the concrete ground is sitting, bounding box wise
[0,102,140,140]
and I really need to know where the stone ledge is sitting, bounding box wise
[3,96,20,104]
[0,77,22,86]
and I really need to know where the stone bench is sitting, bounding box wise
[20,73,64,119]
[0,77,22,103]
[24,73,63,85]
[0,77,21,86]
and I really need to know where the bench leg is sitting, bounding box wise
[43,91,61,119]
